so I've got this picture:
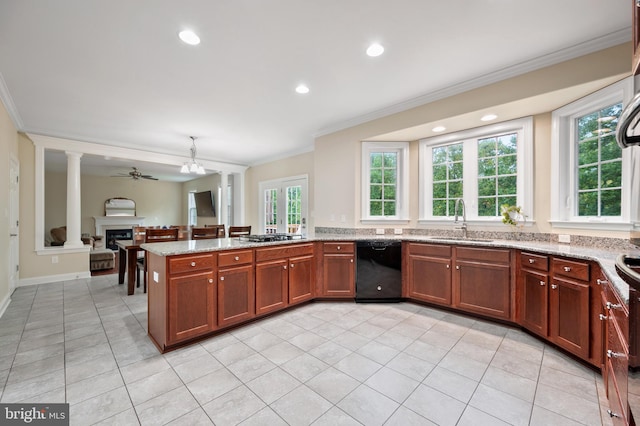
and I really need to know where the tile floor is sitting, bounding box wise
[0,273,614,425]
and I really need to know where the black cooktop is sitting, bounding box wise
[239,233,304,243]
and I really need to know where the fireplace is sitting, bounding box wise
[105,228,133,250]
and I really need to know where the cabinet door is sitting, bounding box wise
[255,259,288,316]
[323,254,355,297]
[218,264,255,328]
[520,269,548,337]
[168,270,215,344]
[289,254,314,305]
[408,255,451,306]
[455,261,511,320]
[549,277,590,359]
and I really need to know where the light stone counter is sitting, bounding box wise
[142,234,636,304]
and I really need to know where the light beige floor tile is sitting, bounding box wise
[481,365,537,403]
[245,367,300,404]
[172,353,222,384]
[281,353,330,382]
[384,406,436,426]
[469,384,533,426]
[534,382,603,426]
[386,352,435,381]
[306,367,360,404]
[186,367,242,405]
[365,366,420,403]
[66,369,123,405]
[126,368,183,406]
[259,341,304,366]
[227,353,276,382]
[309,341,352,365]
[457,405,511,426]
[202,385,266,425]
[69,386,133,425]
[271,385,331,425]
[403,383,466,426]
[423,366,478,404]
[119,355,171,385]
[135,386,199,426]
[357,340,399,364]
[166,408,213,425]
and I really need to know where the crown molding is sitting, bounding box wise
[314,28,632,138]
[0,72,24,130]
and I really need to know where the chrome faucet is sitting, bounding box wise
[454,198,468,238]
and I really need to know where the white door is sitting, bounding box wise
[260,176,308,236]
[9,156,19,293]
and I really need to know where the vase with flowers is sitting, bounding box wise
[501,204,526,238]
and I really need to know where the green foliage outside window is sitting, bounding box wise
[432,143,463,216]
[477,133,517,216]
[370,152,398,216]
[576,103,622,217]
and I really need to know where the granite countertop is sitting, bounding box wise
[142,234,637,304]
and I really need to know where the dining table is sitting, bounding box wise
[116,230,190,295]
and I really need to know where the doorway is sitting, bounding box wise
[259,175,308,236]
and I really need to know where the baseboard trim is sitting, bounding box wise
[19,271,91,287]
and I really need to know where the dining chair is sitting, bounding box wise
[204,224,226,238]
[191,227,220,240]
[137,228,179,293]
[228,226,251,237]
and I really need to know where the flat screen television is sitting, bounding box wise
[194,190,216,217]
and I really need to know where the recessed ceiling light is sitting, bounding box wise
[295,84,310,94]
[432,126,446,133]
[178,30,200,45]
[366,43,385,57]
[481,114,498,122]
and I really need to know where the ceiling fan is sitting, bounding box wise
[111,167,158,181]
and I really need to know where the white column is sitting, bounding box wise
[64,151,84,248]
[219,171,228,229]
[233,171,245,226]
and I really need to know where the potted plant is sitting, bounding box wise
[501,204,526,236]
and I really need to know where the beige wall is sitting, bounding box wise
[182,174,223,227]
[245,151,314,233]
[0,98,19,308]
[314,43,632,239]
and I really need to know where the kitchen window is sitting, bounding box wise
[551,78,635,230]
[361,142,409,222]
[419,117,533,223]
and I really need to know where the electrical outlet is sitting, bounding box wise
[394,228,403,235]
[51,256,58,264]
[558,234,571,244]
[376,228,385,235]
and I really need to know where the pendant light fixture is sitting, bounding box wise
[180,136,206,175]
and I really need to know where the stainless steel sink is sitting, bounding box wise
[427,236,494,243]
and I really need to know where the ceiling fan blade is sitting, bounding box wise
[142,176,159,180]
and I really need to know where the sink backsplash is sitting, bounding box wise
[315,227,637,251]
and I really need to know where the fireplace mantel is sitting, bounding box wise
[93,216,145,236]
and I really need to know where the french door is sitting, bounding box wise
[260,175,308,236]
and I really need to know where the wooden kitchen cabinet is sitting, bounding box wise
[549,257,591,359]
[218,250,255,328]
[147,252,217,350]
[518,251,550,338]
[603,280,630,424]
[454,246,512,320]
[407,243,452,306]
[320,242,355,297]
[634,0,640,75]
[255,243,315,316]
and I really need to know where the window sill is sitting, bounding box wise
[361,219,410,225]
[418,218,535,227]
[36,246,92,256]
[549,220,633,232]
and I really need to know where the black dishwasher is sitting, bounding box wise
[356,240,402,302]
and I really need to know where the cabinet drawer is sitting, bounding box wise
[323,242,354,254]
[255,243,314,262]
[520,252,549,272]
[218,250,254,267]
[552,258,590,281]
[408,243,451,258]
[169,254,215,275]
[604,282,629,340]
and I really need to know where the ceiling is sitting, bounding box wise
[0,1,632,181]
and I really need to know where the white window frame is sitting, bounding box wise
[419,117,533,224]
[550,78,636,231]
[361,141,410,223]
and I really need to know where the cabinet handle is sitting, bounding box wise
[607,350,624,359]
[350,259,353,263]
[456,265,460,270]
[551,284,558,290]
[337,246,341,250]
[234,256,240,261]
[290,264,295,268]
[563,266,571,272]
[607,409,621,418]
[191,262,196,267]
[283,265,287,270]
[208,278,213,283]
[220,276,224,281]
[528,259,535,264]
[539,281,545,286]
[596,279,607,286]
[606,301,622,311]
[599,314,608,321]
[446,264,450,269]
